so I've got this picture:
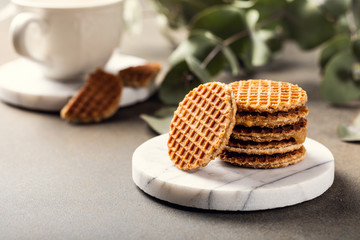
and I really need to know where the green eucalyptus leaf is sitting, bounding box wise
[258,29,283,54]
[140,107,176,135]
[354,113,360,127]
[319,34,350,69]
[337,111,360,142]
[352,39,360,60]
[197,29,222,42]
[153,0,229,28]
[265,36,283,54]
[352,0,360,28]
[352,62,360,82]
[250,33,271,66]
[169,31,212,66]
[321,49,360,103]
[222,45,240,75]
[283,0,335,50]
[233,0,255,8]
[191,5,250,58]
[334,15,351,35]
[320,0,350,19]
[191,5,247,40]
[250,0,285,54]
[189,30,240,75]
[153,106,177,118]
[246,10,272,66]
[338,121,360,142]
[251,0,286,30]
[141,114,171,134]
[169,30,226,76]
[185,55,211,83]
[246,9,259,29]
[159,61,202,104]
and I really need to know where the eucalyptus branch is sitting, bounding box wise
[201,11,285,70]
[223,29,249,46]
[201,45,223,68]
[157,1,360,105]
[255,11,285,30]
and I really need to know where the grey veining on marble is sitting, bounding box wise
[0,50,157,111]
[132,134,334,211]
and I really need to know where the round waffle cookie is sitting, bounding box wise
[231,118,308,143]
[236,106,309,128]
[230,79,307,113]
[168,82,236,170]
[60,69,122,123]
[220,146,306,169]
[225,138,303,155]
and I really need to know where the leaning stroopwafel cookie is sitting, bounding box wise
[231,118,307,143]
[220,146,306,169]
[230,79,307,113]
[60,69,122,123]
[225,138,303,155]
[236,106,309,127]
[168,82,236,170]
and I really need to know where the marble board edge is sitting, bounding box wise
[132,134,335,211]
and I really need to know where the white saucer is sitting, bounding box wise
[0,50,158,111]
[132,134,334,211]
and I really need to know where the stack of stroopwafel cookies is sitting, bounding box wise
[219,79,308,168]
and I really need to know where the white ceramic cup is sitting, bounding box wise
[10,0,124,81]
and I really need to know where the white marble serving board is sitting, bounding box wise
[132,134,334,211]
[0,50,158,111]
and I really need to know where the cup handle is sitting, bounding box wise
[10,12,48,64]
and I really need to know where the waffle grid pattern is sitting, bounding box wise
[119,63,161,87]
[61,69,122,122]
[230,80,307,112]
[68,77,119,116]
[168,83,233,170]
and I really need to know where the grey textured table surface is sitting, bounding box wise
[0,13,359,240]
